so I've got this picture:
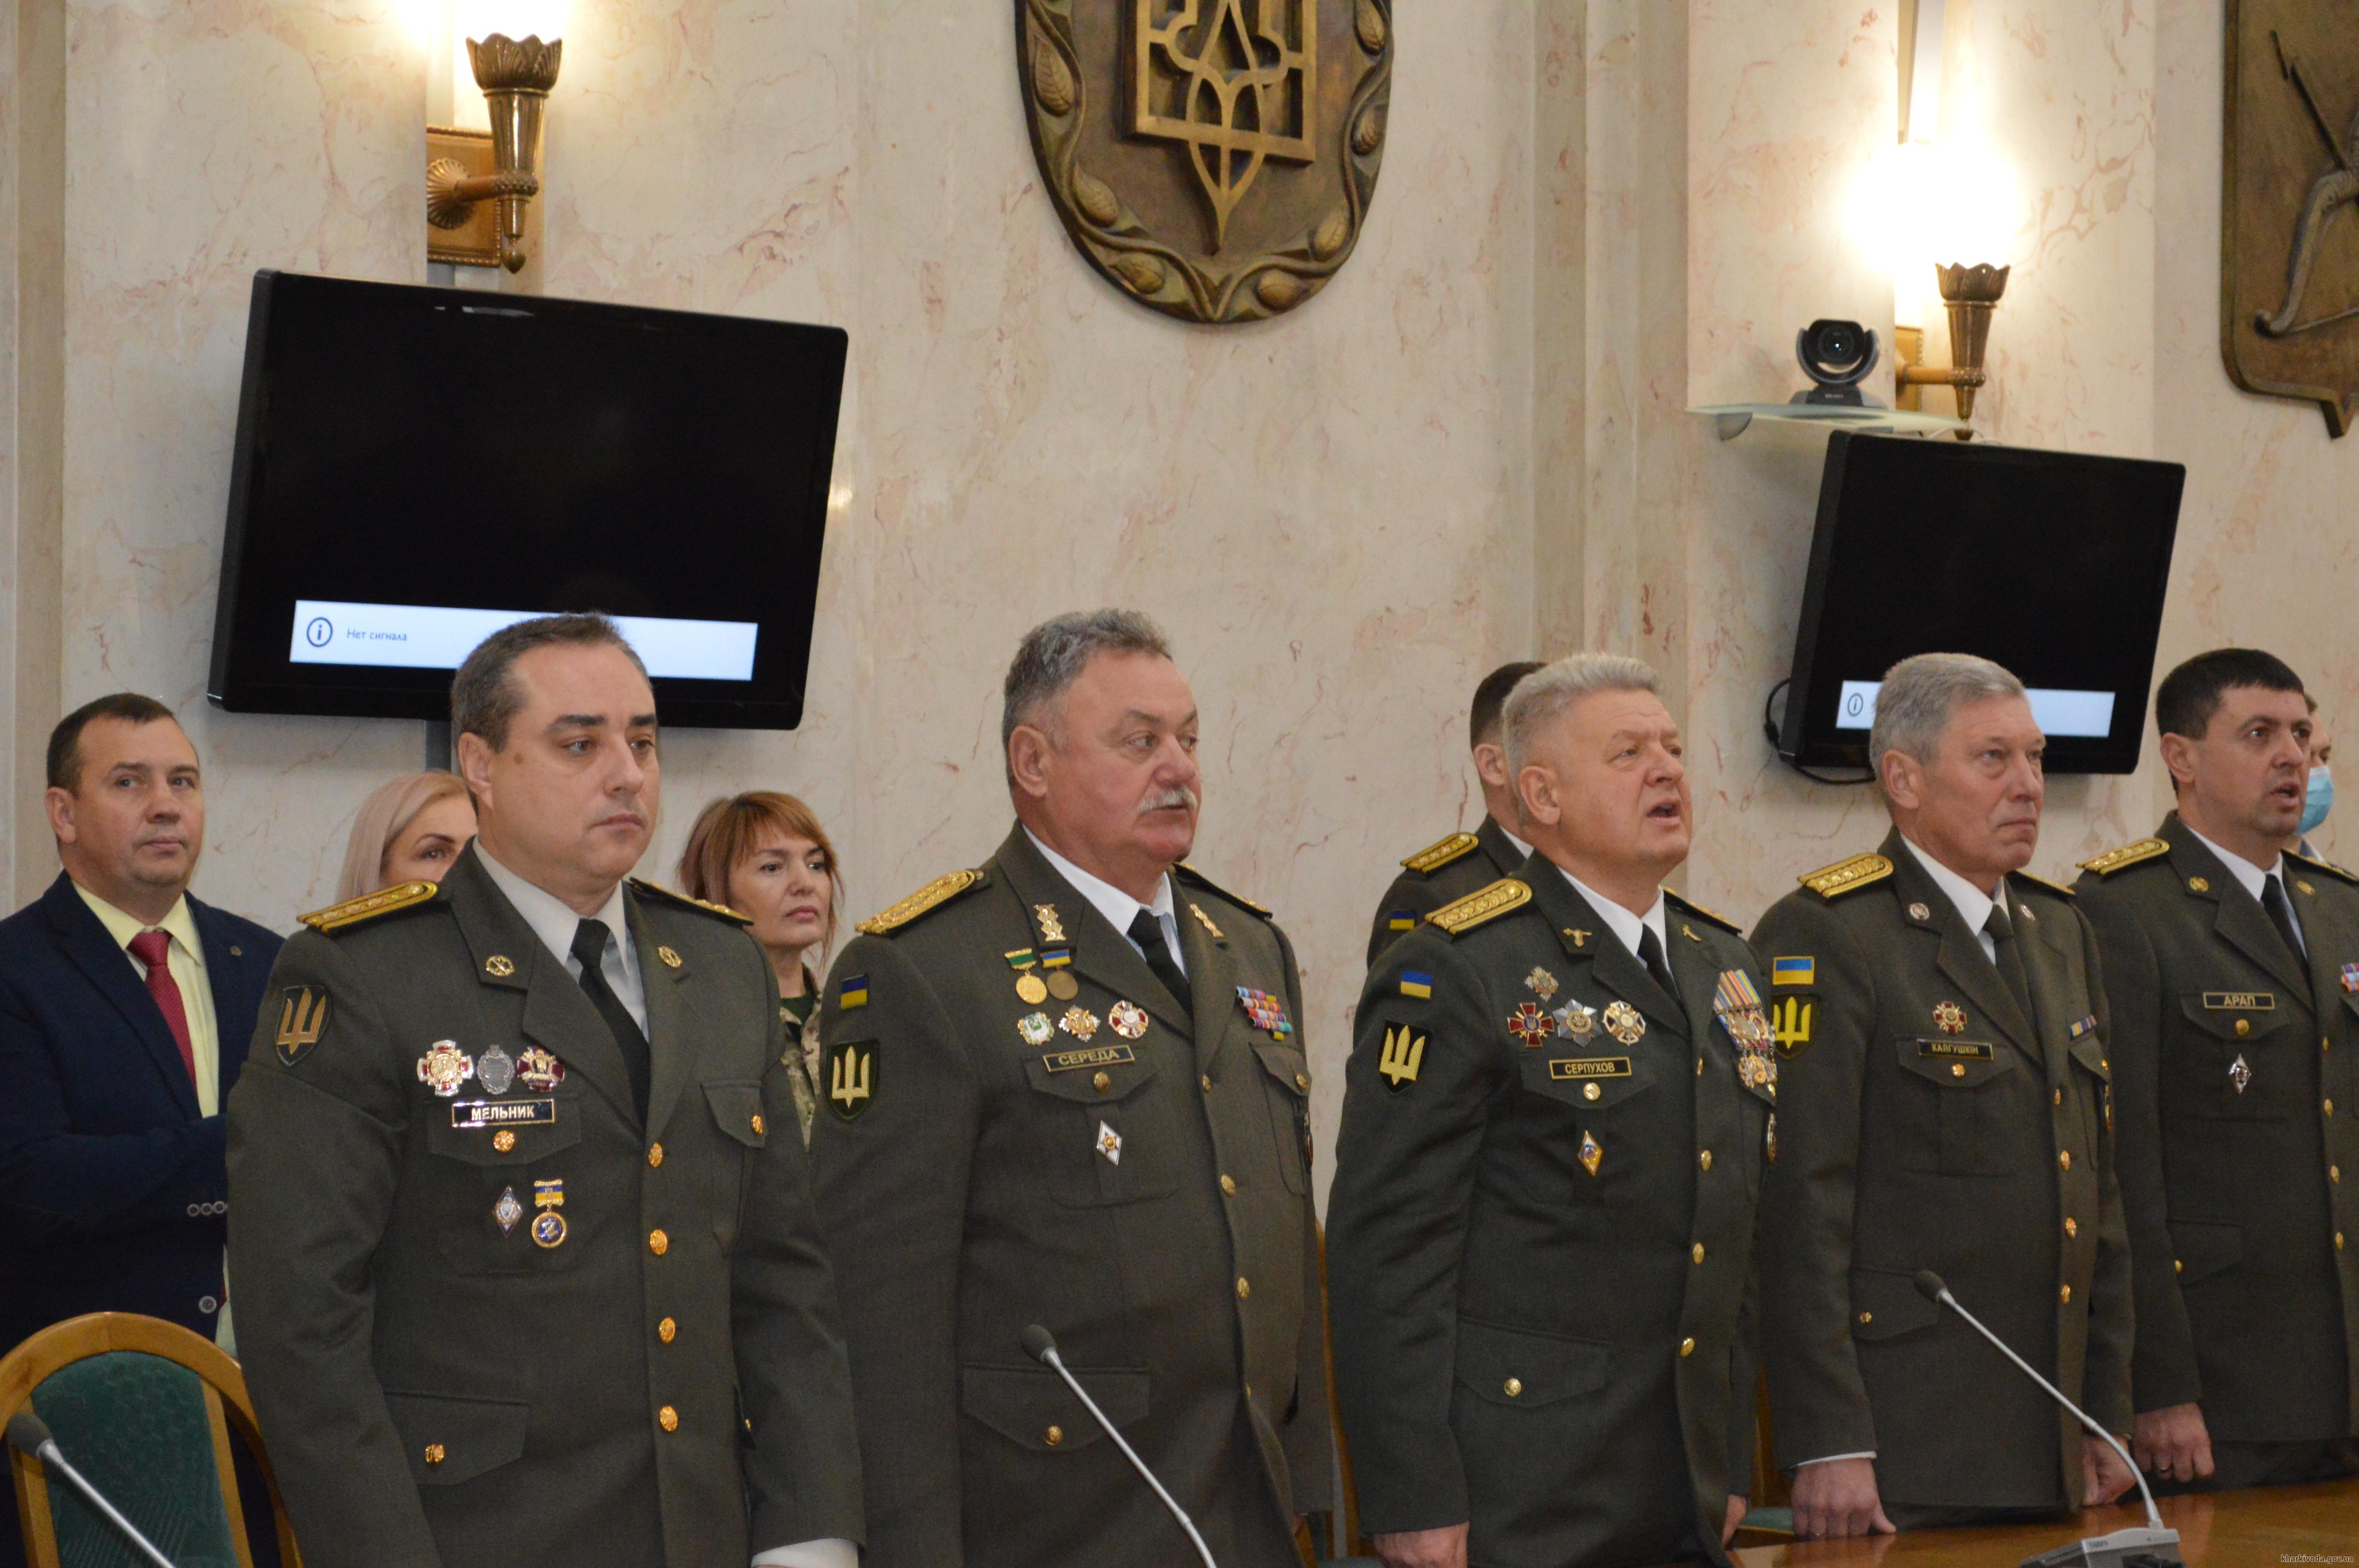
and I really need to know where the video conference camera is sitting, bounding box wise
[1791,318,1882,406]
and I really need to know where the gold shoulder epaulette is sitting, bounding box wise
[299,880,440,933]
[1402,831,1481,875]
[856,868,986,936]
[2286,848,2359,887]
[1427,877,1532,936]
[629,879,753,925]
[1666,889,1743,935]
[1799,853,1893,900]
[2008,868,2077,900]
[1175,862,1272,917]
[2077,838,2169,878]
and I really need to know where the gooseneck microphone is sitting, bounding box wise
[6,1411,185,1568]
[1913,1272,2181,1567]
[1021,1325,1219,1568]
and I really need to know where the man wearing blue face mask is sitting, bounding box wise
[2293,694,2334,858]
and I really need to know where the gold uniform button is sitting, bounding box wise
[2058,1150,2072,1172]
[2328,1099,2338,1119]
[424,1443,445,1467]
[1858,1311,1873,1325]
[658,1406,679,1433]
[1201,1075,1213,1093]
[648,1144,664,1168]
[1220,1174,1238,1196]
[1583,1082,1601,1102]
[1235,1277,1251,1300]
[2065,1217,2078,1239]
[658,1317,677,1343]
[1503,1377,1523,1397]
[1045,1425,1063,1446]
[2060,1285,2073,1304]
[492,1129,517,1154]
[2236,1018,2251,1037]
[649,1229,669,1256]
[1698,1150,1713,1172]
[2174,1259,2183,1274]
[2053,1089,2062,1106]
[751,1114,765,1136]
[1296,1072,1311,1091]
[1691,1243,1705,1264]
[1679,1337,1696,1357]
[1951,1063,1966,1078]
[1093,1071,1112,1092]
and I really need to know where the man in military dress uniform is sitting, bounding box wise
[1365,661,1542,965]
[1329,653,1768,1568]
[1750,654,2134,1537]
[228,616,862,1567]
[2075,649,2359,1490]
[809,610,1330,1568]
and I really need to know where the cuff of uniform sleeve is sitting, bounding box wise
[1795,1452,1875,1466]
[752,1538,858,1567]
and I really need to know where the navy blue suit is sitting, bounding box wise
[0,871,282,1354]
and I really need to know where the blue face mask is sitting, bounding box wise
[2302,764,2334,835]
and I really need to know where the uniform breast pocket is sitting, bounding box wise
[1021,1053,1174,1207]
[1252,1041,1314,1195]
[2174,992,2292,1120]
[703,1079,767,1249]
[426,1085,587,1276]
[1519,1051,1656,1201]
[1890,1037,2021,1176]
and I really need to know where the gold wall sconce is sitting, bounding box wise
[426,33,562,272]
[1896,262,2009,437]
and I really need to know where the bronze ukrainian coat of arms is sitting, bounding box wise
[1017,0,1393,324]
[2224,1,2359,435]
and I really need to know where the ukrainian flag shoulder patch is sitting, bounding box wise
[1771,956,1815,987]
[1399,970,1434,1000]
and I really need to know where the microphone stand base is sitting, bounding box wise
[2019,1525,2182,1568]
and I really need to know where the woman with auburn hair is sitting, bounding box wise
[678,791,843,1142]
[335,771,476,902]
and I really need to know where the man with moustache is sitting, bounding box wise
[810,609,1330,1568]
[1327,652,1770,1568]
[1751,653,2134,1537]
[2076,649,2359,1491]
[227,615,862,1567]
[1366,661,1544,966]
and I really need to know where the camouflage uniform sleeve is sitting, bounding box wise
[225,928,441,1566]
[1270,918,1335,1512]
[1325,930,1503,1534]
[1749,897,1883,1468]
[2070,905,2137,1435]
[807,933,980,1568]
[731,930,866,1552]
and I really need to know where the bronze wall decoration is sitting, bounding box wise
[2224,2,2359,436]
[1017,0,1392,325]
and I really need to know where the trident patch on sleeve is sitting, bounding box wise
[826,1040,877,1121]
[274,986,329,1066]
[1378,1020,1426,1092]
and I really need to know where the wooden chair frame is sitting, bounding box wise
[1,1312,302,1568]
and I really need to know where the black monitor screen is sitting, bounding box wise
[208,270,848,729]
[1779,432,2185,774]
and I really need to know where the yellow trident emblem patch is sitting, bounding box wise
[1378,1022,1425,1093]
[274,986,328,1066]
[1772,995,1814,1057]
[827,1042,876,1121]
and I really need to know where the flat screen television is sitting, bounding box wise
[1778,432,2185,774]
[208,270,848,729]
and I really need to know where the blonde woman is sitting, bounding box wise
[335,771,475,902]
[678,791,843,1141]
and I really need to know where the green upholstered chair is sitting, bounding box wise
[2,1313,300,1568]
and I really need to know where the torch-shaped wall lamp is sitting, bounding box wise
[426,32,562,273]
[1896,261,2009,430]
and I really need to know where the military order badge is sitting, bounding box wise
[416,1041,475,1098]
[514,1046,565,1092]
[477,1044,517,1096]
[1601,1000,1646,1046]
[1108,1000,1151,1040]
[1932,1000,1968,1035]
[1018,1012,1056,1046]
[1506,1002,1553,1048]
[1016,0,1393,324]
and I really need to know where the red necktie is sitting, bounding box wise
[127,929,198,1088]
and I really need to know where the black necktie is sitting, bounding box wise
[1636,925,1685,1021]
[1126,909,1191,1019]
[2262,873,2309,974]
[1984,901,2037,1030]
[571,919,651,1121]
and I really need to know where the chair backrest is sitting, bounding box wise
[1,1313,301,1568]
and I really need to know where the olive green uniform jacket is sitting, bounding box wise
[225,845,863,1566]
[2073,814,2359,1443]
[1749,829,2133,1512]
[1328,864,1772,1568]
[809,827,1331,1568]
[1365,816,1528,967]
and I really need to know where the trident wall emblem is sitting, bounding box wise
[1129,0,1316,249]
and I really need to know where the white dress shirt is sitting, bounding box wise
[1900,835,2006,964]
[1555,866,1667,964]
[1025,828,1187,979]
[476,851,854,1568]
[2183,823,2305,952]
[1499,822,1536,862]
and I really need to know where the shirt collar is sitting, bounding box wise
[476,848,630,972]
[1900,834,2006,932]
[72,880,204,965]
[2182,822,2280,902]
[1023,828,1174,940]
[1496,821,1535,861]
[1554,865,1666,962]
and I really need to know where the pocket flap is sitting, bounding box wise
[960,1363,1149,1451]
[1850,1268,1942,1342]
[1452,1318,1611,1408]
[2168,1218,2243,1286]
[2178,992,2284,1041]
[1021,1045,1156,1103]
[704,1079,768,1147]
[1253,1041,1312,1098]
[2069,1035,2109,1080]
[425,1088,585,1166]
[1520,1050,1657,1110]
[384,1390,529,1486]
[1894,1036,2018,1089]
